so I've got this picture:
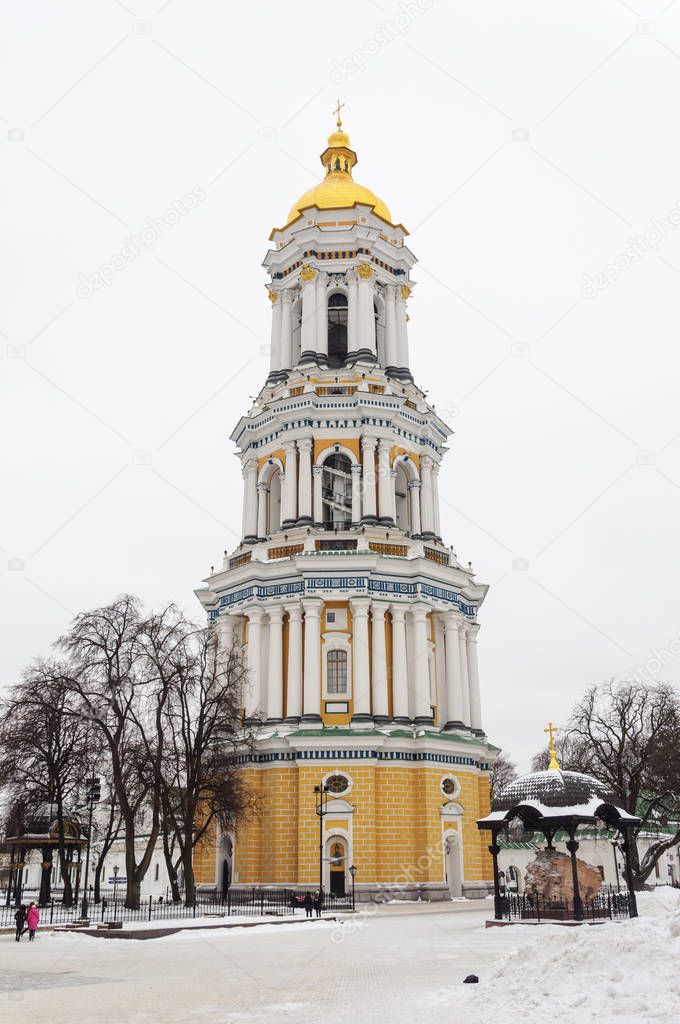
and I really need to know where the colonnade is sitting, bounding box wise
[267,266,411,378]
[217,601,482,732]
[242,438,441,542]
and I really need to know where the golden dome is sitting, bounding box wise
[285,117,392,227]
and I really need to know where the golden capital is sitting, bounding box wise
[300,264,316,282]
[268,289,277,304]
[357,262,373,280]
[400,284,411,300]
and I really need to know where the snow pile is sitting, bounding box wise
[458,888,680,1024]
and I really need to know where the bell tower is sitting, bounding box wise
[195,112,497,900]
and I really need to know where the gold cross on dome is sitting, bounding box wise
[544,722,560,770]
[332,98,345,128]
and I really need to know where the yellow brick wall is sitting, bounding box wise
[194,760,494,889]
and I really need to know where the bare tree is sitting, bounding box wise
[0,660,92,907]
[91,786,123,904]
[490,751,518,798]
[532,681,680,888]
[59,596,180,909]
[159,626,256,906]
[530,732,592,773]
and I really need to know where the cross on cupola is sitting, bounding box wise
[544,721,560,771]
[332,98,345,128]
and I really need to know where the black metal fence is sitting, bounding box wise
[500,887,633,923]
[1,887,354,929]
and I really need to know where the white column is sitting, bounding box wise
[300,268,317,361]
[391,605,409,722]
[315,272,328,364]
[285,604,303,721]
[280,289,294,371]
[432,462,441,538]
[242,459,258,541]
[409,604,434,723]
[266,607,284,722]
[216,613,237,671]
[361,436,378,523]
[281,441,297,526]
[443,611,464,727]
[297,438,313,524]
[377,439,394,525]
[357,266,377,358]
[312,464,323,525]
[434,614,446,723]
[384,285,398,370]
[351,464,362,524]
[244,607,264,719]
[396,285,410,373]
[346,269,358,358]
[371,603,389,721]
[301,601,322,723]
[268,290,282,379]
[256,481,268,539]
[408,479,422,536]
[420,455,435,538]
[466,622,482,732]
[458,621,471,726]
[350,599,371,722]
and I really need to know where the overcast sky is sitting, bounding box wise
[3,0,680,770]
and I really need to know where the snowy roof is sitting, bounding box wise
[478,769,640,831]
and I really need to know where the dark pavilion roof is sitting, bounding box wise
[6,802,84,845]
[493,770,617,812]
[477,768,641,832]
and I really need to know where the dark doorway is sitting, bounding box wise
[330,870,345,896]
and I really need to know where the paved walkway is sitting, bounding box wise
[0,901,503,1023]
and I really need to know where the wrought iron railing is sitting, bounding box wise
[499,887,633,922]
[0,887,354,928]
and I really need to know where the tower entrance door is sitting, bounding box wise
[328,837,347,896]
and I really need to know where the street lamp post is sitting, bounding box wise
[80,777,99,920]
[314,784,329,898]
[349,864,357,910]
[611,840,621,892]
[112,864,119,920]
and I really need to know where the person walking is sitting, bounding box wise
[303,892,313,918]
[313,889,323,918]
[14,904,27,942]
[26,902,40,942]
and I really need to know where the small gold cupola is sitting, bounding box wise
[320,100,358,177]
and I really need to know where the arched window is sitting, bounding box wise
[327,649,348,694]
[374,298,385,366]
[327,292,348,368]
[322,452,352,526]
[268,470,282,533]
[394,462,409,532]
[292,298,302,366]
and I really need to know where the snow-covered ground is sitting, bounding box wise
[1,889,678,1023]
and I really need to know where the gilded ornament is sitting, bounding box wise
[300,264,316,282]
[544,721,561,771]
[268,289,277,304]
[357,262,373,280]
[400,285,411,300]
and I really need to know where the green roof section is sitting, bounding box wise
[282,726,494,750]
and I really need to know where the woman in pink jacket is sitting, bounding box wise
[26,902,40,941]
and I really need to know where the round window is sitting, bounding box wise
[440,775,460,798]
[325,773,350,795]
